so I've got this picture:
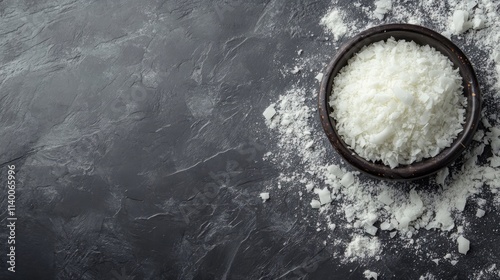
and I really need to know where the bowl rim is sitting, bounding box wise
[318,23,482,181]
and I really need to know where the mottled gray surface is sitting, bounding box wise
[0,0,499,279]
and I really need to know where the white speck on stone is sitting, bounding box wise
[472,15,486,30]
[377,190,394,206]
[380,222,392,231]
[456,196,467,212]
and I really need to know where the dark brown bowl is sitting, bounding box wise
[318,24,482,180]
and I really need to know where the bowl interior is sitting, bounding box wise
[319,24,481,180]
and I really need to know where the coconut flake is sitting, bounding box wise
[345,235,381,259]
[340,172,355,187]
[315,73,324,82]
[317,188,332,205]
[476,209,486,218]
[451,10,472,34]
[365,225,378,236]
[457,236,470,255]
[263,105,276,120]
[363,270,379,280]
[320,9,347,40]
[436,167,449,186]
[330,38,465,168]
[260,192,270,202]
[311,199,321,209]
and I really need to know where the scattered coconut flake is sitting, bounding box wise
[259,192,270,202]
[477,198,487,207]
[317,188,332,205]
[263,105,276,120]
[393,189,424,229]
[315,73,324,82]
[311,199,321,209]
[365,225,378,236]
[320,9,347,40]
[457,236,470,255]
[291,66,301,74]
[476,208,486,218]
[419,272,437,280]
[340,172,355,187]
[345,235,381,259]
[305,140,314,149]
[434,203,455,231]
[363,270,379,279]
[373,0,392,20]
[432,259,440,265]
[451,10,472,34]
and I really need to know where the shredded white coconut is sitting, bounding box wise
[330,38,466,168]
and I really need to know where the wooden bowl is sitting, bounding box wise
[318,24,482,180]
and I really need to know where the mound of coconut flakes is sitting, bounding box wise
[330,38,466,168]
[260,0,500,276]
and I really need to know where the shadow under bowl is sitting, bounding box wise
[318,24,482,181]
